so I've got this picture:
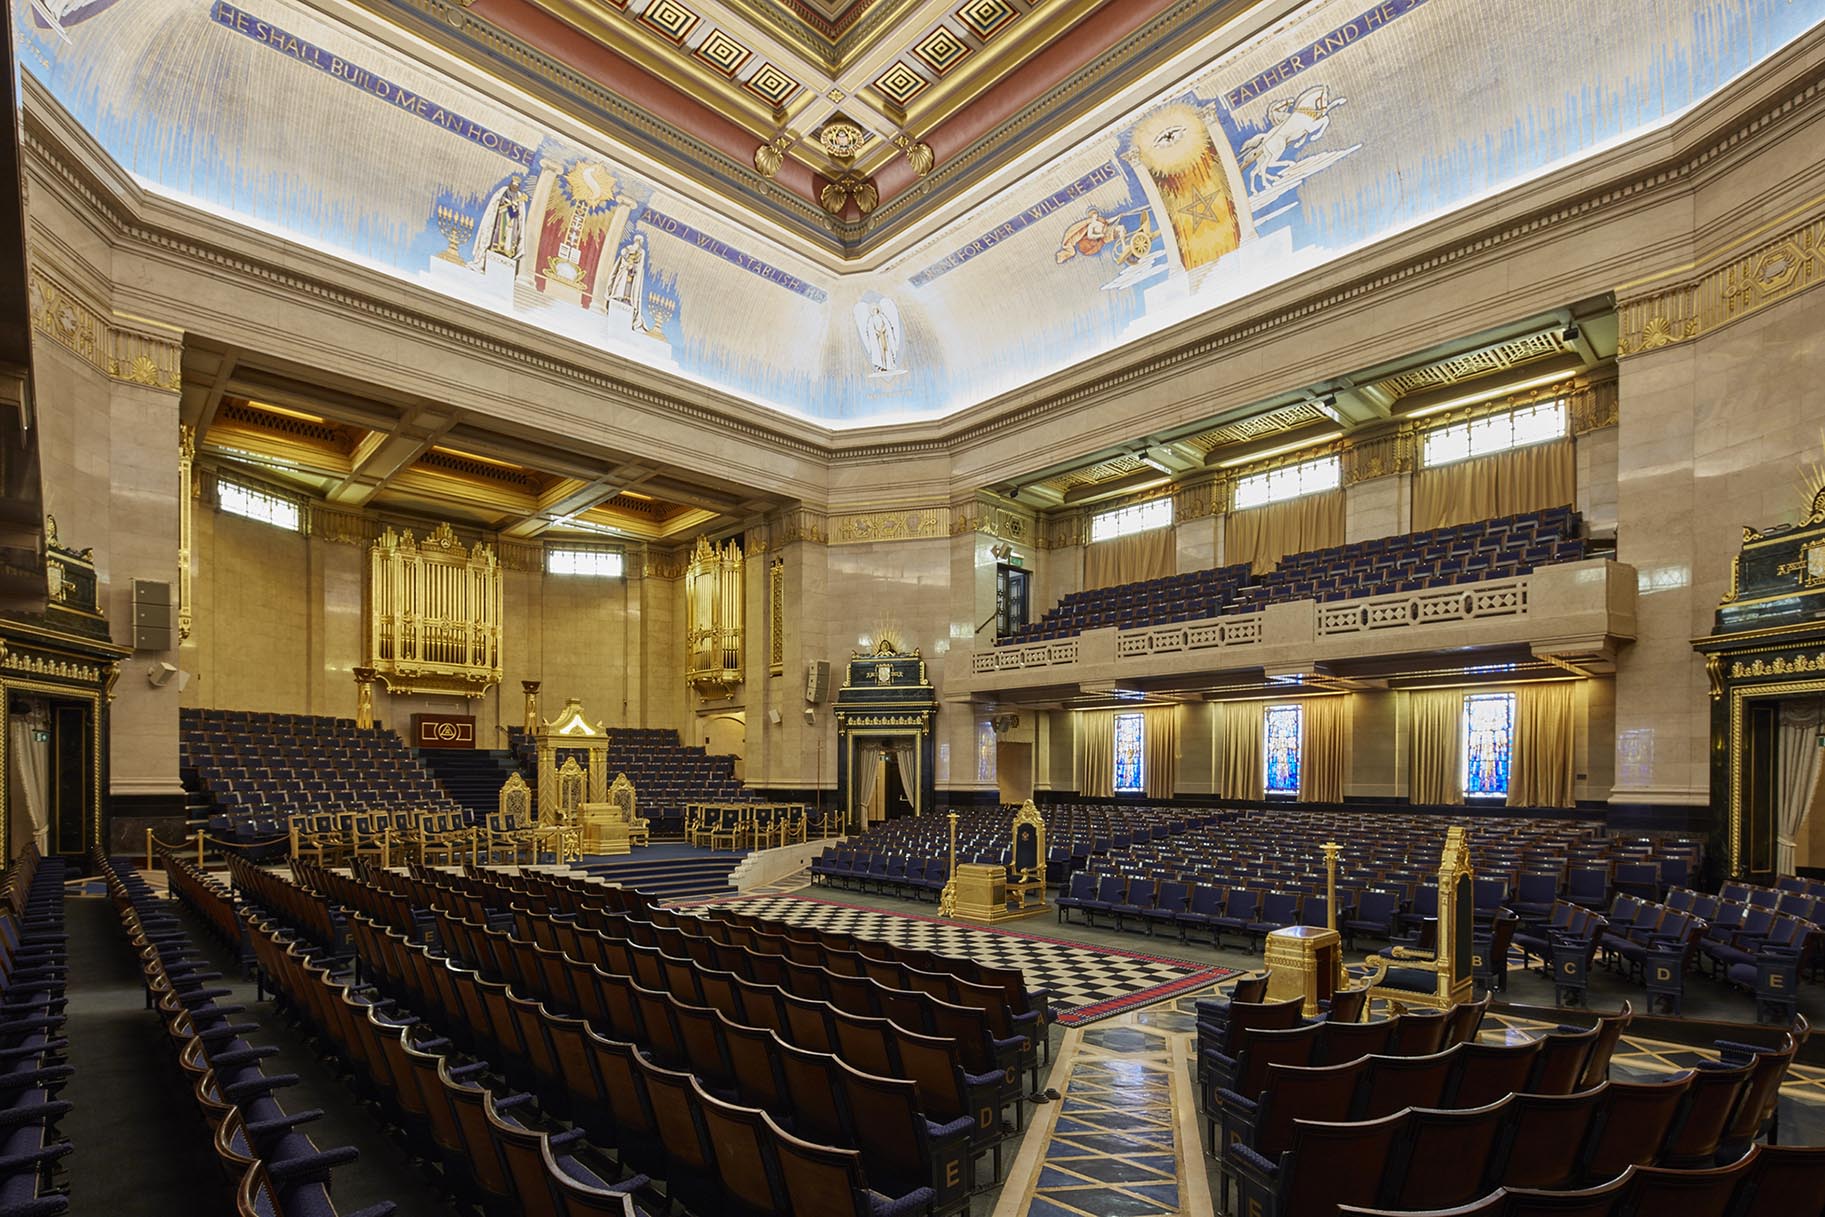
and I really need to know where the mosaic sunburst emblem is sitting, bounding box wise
[744,63,801,109]
[638,0,699,44]
[911,24,972,76]
[693,28,751,77]
[874,61,928,107]
[955,0,1018,41]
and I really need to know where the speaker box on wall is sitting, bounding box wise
[805,660,830,704]
[132,579,174,652]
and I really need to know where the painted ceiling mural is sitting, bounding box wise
[14,0,1819,426]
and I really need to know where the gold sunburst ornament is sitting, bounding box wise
[1801,432,1825,525]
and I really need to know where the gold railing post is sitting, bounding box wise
[196,829,205,869]
[1321,841,1342,932]
[937,811,959,917]
[145,827,153,873]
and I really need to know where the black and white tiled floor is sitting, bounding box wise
[683,893,1239,1024]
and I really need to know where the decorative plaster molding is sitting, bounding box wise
[1618,210,1825,356]
[829,506,948,545]
[17,45,1825,471]
[26,268,181,393]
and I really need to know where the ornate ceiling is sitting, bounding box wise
[366,0,1246,255]
[15,0,1819,427]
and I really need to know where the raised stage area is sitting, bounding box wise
[573,845,747,903]
[180,707,462,842]
[510,726,746,836]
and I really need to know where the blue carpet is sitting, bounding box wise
[579,844,747,864]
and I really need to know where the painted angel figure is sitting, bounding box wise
[468,175,529,269]
[853,298,904,377]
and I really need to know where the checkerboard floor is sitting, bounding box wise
[685,893,1237,1025]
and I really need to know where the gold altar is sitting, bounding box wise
[950,863,1014,924]
[1264,925,1343,1016]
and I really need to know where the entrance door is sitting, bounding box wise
[49,701,94,857]
[882,754,914,820]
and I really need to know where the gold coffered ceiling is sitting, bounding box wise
[365,0,1244,255]
[180,334,786,542]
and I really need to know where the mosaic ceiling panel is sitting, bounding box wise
[15,0,1818,426]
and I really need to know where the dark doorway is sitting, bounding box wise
[883,753,915,820]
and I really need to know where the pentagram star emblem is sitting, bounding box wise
[1172,183,1230,232]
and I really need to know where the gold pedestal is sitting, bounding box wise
[581,803,632,856]
[951,863,1048,924]
[1264,925,1343,1017]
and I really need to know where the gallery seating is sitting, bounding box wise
[998,507,1587,645]
[180,707,462,844]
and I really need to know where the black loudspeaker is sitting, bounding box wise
[805,660,830,704]
[132,579,174,652]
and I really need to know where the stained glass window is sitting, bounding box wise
[1113,713,1145,794]
[1264,704,1302,795]
[1463,693,1516,797]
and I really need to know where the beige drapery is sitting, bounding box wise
[1074,706,1179,798]
[1777,699,1825,874]
[855,747,885,823]
[1510,683,1576,808]
[1411,439,1574,531]
[1300,696,1350,804]
[1143,706,1179,800]
[1225,490,1345,573]
[1084,526,1175,591]
[1075,710,1117,798]
[1410,690,1464,806]
[1218,701,1264,800]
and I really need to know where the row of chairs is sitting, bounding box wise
[246,859,1002,1216]
[245,903,650,1216]
[382,913,979,1214]
[410,862,1055,1082]
[1231,1082,1821,1217]
[0,845,71,1216]
[111,853,389,1217]
[432,902,1026,1168]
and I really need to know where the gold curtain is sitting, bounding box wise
[1300,696,1350,803]
[1226,489,1345,573]
[1076,706,1178,798]
[1411,439,1574,531]
[1076,710,1116,798]
[1510,682,1576,808]
[1143,706,1179,800]
[1084,526,1175,591]
[1410,690,1464,806]
[1218,701,1264,800]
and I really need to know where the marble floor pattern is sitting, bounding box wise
[992,974,1825,1217]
